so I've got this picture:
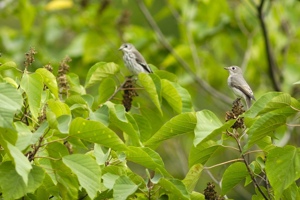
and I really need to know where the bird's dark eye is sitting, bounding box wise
[124,44,128,48]
[232,67,236,70]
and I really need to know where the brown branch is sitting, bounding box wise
[228,130,269,200]
[204,158,244,170]
[257,0,281,91]
[135,0,232,105]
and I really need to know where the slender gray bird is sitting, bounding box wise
[224,66,255,109]
[119,43,152,75]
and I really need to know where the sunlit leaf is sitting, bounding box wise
[45,0,73,10]
[0,83,23,129]
[85,62,120,88]
[20,72,43,121]
[144,112,196,149]
[36,68,59,99]
[138,73,162,115]
[69,117,127,151]
[161,79,193,113]
[0,61,18,71]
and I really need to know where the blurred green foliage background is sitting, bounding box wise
[1,0,300,198]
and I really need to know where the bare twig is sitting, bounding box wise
[136,0,232,105]
[228,130,269,199]
[106,77,131,102]
[204,158,244,170]
[33,156,61,161]
[256,0,281,91]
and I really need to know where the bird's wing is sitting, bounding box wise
[133,50,153,73]
[230,76,255,100]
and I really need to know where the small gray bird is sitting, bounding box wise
[119,43,152,75]
[224,66,255,109]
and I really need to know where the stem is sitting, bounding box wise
[257,0,281,91]
[229,130,269,200]
[204,158,244,170]
[33,156,61,161]
[135,0,232,105]
[105,77,131,103]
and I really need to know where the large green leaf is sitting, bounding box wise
[159,178,190,200]
[144,112,196,149]
[0,137,32,184]
[161,79,193,113]
[36,68,59,99]
[20,72,44,121]
[15,121,32,151]
[98,77,117,105]
[63,154,101,199]
[244,107,296,150]
[113,175,138,200]
[0,61,18,71]
[69,117,127,151]
[0,83,23,129]
[244,92,282,118]
[0,162,44,199]
[194,110,234,146]
[47,99,71,117]
[189,140,221,167]
[138,73,162,115]
[266,146,300,199]
[126,146,171,177]
[106,103,141,146]
[46,143,79,199]
[132,113,152,142]
[182,164,203,192]
[85,62,120,88]
[221,162,248,194]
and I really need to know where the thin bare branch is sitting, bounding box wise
[135,0,232,105]
[204,158,244,170]
[228,130,269,200]
[256,0,281,91]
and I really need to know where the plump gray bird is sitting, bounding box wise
[224,66,255,109]
[119,43,153,75]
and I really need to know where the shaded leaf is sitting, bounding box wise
[159,178,190,200]
[194,110,233,146]
[189,140,220,167]
[126,146,171,177]
[113,175,138,200]
[266,146,300,199]
[63,154,101,199]
[182,164,203,192]
[221,162,248,194]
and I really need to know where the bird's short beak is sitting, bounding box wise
[224,67,229,70]
[118,46,123,51]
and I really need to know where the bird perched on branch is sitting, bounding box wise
[224,66,255,109]
[119,43,153,75]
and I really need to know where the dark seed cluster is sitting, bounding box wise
[225,98,245,129]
